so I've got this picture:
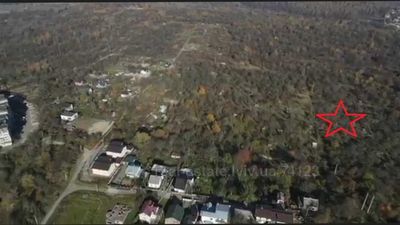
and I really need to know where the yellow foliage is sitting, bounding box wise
[211,122,221,134]
[207,113,216,122]
[197,85,207,95]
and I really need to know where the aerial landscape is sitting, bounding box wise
[0,2,399,224]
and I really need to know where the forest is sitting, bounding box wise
[0,2,399,224]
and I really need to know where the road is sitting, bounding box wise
[40,120,125,224]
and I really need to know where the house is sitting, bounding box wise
[200,202,231,224]
[165,203,185,224]
[74,80,86,86]
[173,169,194,193]
[125,160,143,179]
[60,111,78,122]
[64,103,74,112]
[254,205,295,224]
[0,126,12,147]
[139,199,162,224]
[0,104,8,116]
[0,95,7,105]
[151,164,168,175]
[105,140,132,158]
[95,79,110,89]
[91,154,117,177]
[148,174,163,189]
[302,197,319,212]
[231,206,254,222]
[170,151,181,159]
[106,204,132,224]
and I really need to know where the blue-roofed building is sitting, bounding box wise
[125,160,143,179]
[200,202,231,224]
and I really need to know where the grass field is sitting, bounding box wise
[49,191,143,224]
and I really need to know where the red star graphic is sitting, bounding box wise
[316,99,366,138]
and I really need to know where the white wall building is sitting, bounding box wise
[91,161,117,177]
[105,141,132,158]
[60,111,78,122]
[200,203,231,224]
[0,127,12,147]
[148,175,163,189]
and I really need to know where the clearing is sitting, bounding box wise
[48,191,142,224]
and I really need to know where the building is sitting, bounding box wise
[165,203,185,224]
[173,168,195,193]
[0,126,12,147]
[60,111,78,122]
[139,199,162,224]
[106,204,132,224]
[0,104,8,117]
[95,79,110,89]
[200,202,231,224]
[64,103,74,112]
[254,205,295,224]
[105,140,132,158]
[0,95,7,105]
[302,197,319,212]
[170,151,181,159]
[125,160,143,179]
[151,164,168,174]
[91,154,117,177]
[148,174,163,189]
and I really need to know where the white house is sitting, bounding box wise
[60,111,78,122]
[0,95,7,105]
[125,160,143,179]
[139,200,162,224]
[105,140,132,158]
[200,203,231,224]
[0,127,12,147]
[148,175,163,189]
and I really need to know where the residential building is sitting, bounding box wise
[0,104,8,116]
[64,103,74,112]
[60,111,78,122]
[139,199,162,224]
[105,140,132,158]
[91,154,117,177]
[200,202,231,224]
[106,204,132,224]
[151,164,168,174]
[302,197,319,212]
[148,174,163,189]
[255,205,295,224]
[95,79,110,89]
[125,160,143,179]
[0,126,12,147]
[165,203,185,224]
[173,168,195,193]
[170,151,181,159]
[0,95,7,105]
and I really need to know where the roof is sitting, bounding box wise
[92,161,112,171]
[106,140,126,153]
[125,161,142,177]
[151,164,167,174]
[200,203,231,222]
[123,154,137,163]
[140,200,159,216]
[165,203,184,222]
[148,175,163,186]
[173,177,187,190]
[61,111,77,117]
[0,95,7,103]
[254,206,294,223]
